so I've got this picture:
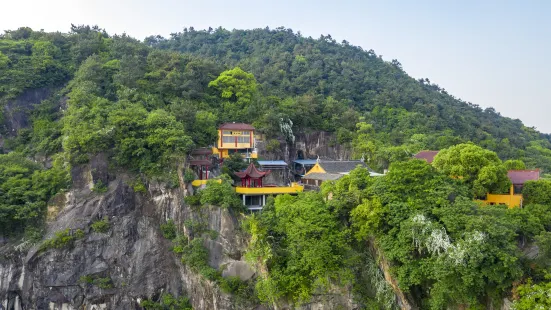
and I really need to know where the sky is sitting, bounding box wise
[2,0,550,132]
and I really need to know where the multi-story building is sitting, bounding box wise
[212,123,258,159]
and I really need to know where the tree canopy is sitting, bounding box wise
[433,143,511,197]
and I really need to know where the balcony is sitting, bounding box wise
[234,182,304,195]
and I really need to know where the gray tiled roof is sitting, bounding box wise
[318,160,367,174]
[302,172,344,181]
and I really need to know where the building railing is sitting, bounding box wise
[235,183,304,195]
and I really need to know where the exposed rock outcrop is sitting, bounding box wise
[0,154,368,310]
[0,156,250,310]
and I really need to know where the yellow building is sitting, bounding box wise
[234,162,303,211]
[212,123,258,159]
[483,185,523,208]
[482,169,540,208]
[302,160,382,187]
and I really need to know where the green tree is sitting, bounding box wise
[504,159,526,170]
[433,143,511,197]
[522,180,551,205]
[514,277,551,310]
[0,153,68,235]
[246,193,353,305]
[208,67,257,121]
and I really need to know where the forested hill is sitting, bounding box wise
[149,27,551,170]
[1,25,551,172]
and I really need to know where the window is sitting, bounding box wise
[222,136,234,143]
[237,136,250,144]
[222,131,231,135]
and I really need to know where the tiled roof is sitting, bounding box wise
[318,160,367,174]
[219,123,255,130]
[293,159,318,165]
[189,159,212,166]
[413,151,439,163]
[235,163,270,179]
[257,160,288,166]
[302,172,343,181]
[191,148,213,155]
[507,170,540,185]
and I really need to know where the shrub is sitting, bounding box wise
[184,194,201,206]
[160,220,177,240]
[79,275,114,289]
[131,179,147,193]
[184,168,196,183]
[91,217,110,233]
[40,228,84,251]
[91,180,108,193]
[140,293,192,310]
[94,277,114,289]
[265,139,281,152]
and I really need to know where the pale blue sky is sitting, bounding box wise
[3,0,550,132]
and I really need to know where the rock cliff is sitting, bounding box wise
[0,156,359,310]
[0,155,249,310]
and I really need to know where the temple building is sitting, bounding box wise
[302,160,375,187]
[212,123,257,160]
[234,163,303,211]
[483,169,540,208]
[189,148,213,187]
[413,150,439,164]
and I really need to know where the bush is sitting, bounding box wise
[523,180,551,205]
[79,275,113,289]
[265,139,281,152]
[40,229,84,251]
[184,168,196,183]
[91,217,110,233]
[91,180,108,193]
[140,293,192,310]
[160,220,177,240]
[183,194,201,206]
[131,179,147,193]
[219,276,245,294]
[199,176,243,210]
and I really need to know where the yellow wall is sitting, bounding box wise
[211,148,257,159]
[191,179,222,187]
[235,183,304,195]
[304,162,326,175]
[482,185,523,208]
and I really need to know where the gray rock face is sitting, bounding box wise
[0,159,247,310]
[0,158,359,310]
[2,87,53,136]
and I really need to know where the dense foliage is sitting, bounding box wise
[433,143,511,197]
[3,25,551,309]
[245,153,551,308]
[151,27,551,171]
[245,193,353,304]
[3,26,551,173]
[0,153,68,235]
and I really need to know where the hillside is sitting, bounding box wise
[1,26,551,172]
[1,25,551,310]
[151,27,551,170]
